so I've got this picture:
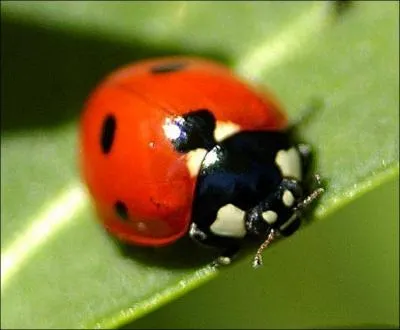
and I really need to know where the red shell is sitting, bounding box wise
[79,56,287,246]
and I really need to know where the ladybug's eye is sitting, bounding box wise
[114,201,128,221]
[150,61,187,74]
[100,114,116,154]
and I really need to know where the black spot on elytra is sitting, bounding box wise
[100,114,116,154]
[167,109,217,153]
[115,201,128,221]
[150,61,187,74]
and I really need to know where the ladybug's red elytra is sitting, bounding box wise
[79,56,323,267]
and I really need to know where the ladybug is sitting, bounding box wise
[79,56,323,267]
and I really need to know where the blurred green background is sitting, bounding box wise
[1,1,399,329]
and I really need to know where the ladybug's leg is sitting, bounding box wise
[288,98,324,131]
[296,143,313,176]
[189,223,208,242]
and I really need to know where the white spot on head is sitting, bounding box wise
[282,190,295,207]
[262,210,278,224]
[186,148,207,177]
[183,120,240,177]
[214,121,241,142]
[210,204,246,238]
[275,147,302,180]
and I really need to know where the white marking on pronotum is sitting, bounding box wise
[185,120,240,177]
[235,3,330,81]
[210,204,246,238]
[201,146,221,169]
[262,210,278,225]
[282,190,295,207]
[275,147,302,180]
[1,183,87,291]
[214,121,241,143]
[186,148,208,177]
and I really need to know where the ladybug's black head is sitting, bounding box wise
[248,175,324,268]
[245,178,304,238]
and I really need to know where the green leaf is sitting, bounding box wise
[1,1,398,329]
[127,177,399,329]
